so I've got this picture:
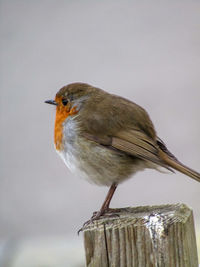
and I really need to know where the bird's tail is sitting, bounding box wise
[158,148,200,183]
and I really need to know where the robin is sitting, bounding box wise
[45,82,200,225]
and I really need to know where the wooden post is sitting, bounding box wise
[83,203,198,267]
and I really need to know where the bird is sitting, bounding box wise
[45,82,200,226]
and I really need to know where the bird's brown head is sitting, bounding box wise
[45,82,99,150]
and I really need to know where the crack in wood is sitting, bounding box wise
[103,223,110,267]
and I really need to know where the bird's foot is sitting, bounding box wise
[78,208,120,234]
[78,210,104,234]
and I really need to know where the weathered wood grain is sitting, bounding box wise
[83,204,198,267]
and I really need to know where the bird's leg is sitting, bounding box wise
[90,183,118,220]
[98,182,118,216]
[78,183,118,234]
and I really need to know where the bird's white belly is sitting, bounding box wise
[56,144,80,173]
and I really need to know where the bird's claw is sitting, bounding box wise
[77,208,120,234]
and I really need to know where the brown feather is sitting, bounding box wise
[158,144,200,182]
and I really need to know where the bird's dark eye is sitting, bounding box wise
[62,99,68,106]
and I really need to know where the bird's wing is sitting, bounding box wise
[83,129,172,171]
[80,92,172,170]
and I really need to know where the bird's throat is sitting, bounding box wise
[54,106,78,151]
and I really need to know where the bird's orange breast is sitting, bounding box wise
[54,102,78,151]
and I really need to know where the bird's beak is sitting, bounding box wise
[44,100,57,106]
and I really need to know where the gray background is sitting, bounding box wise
[0,0,200,265]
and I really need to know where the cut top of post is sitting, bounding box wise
[83,203,191,232]
[83,203,199,267]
